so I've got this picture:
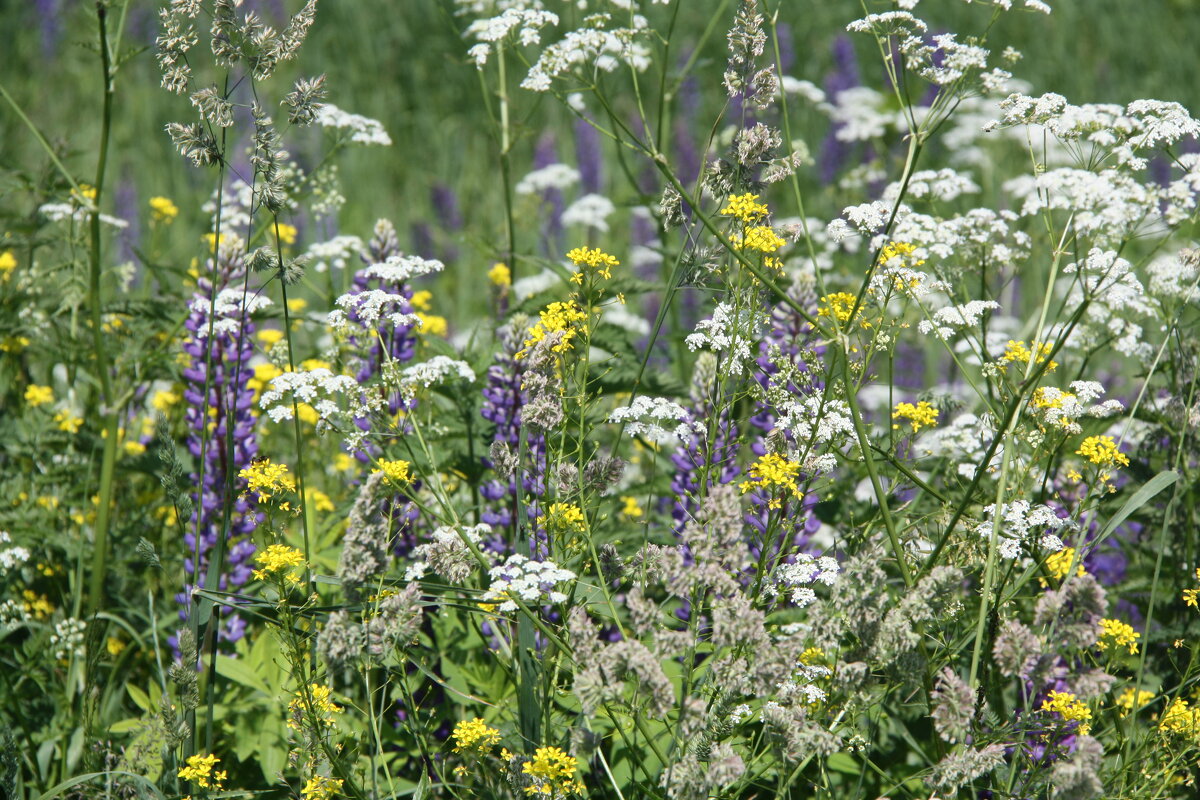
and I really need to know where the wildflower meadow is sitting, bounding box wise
[3,1,1200,798]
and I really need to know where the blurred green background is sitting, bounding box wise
[3,0,1199,283]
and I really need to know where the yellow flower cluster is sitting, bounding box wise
[999,339,1057,372]
[730,225,786,254]
[288,683,343,730]
[300,775,344,800]
[177,753,226,790]
[1182,567,1200,609]
[239,459,297,500]
[1040,690,1092,734]
[149,196,179,223]
[0,250,16,279]
[252,543,305,582]
[1075,435,1130,467]
[1114,687,1154,715]
[720,192,769,223]
[1099,618,1141,654]
[521,746,583,797]
[1159,697,1200,738]
[818,292,859,324]
[488,262,512,288]
[452,717,502,754]
[739,453,803,509]
[539,503,586,533]
[619,496,643,519]
[892,401,939,433]
[517,301,587,360]
[52,409,82,433]
[1044,548,1085,582]
[275,222,298,246]
[373,459,413,485]
[24,385,53,407]
[879,240,924,266]
[417,313,449,336]
[566,246,619,281]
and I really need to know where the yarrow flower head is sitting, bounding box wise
[482,554,576,612]
[451,717,502,754]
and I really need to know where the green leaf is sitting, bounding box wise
[215,654,272,696]
[1095,470,1178,546]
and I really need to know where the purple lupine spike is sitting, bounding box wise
[410,221,436,260]
[574,117,604,195]
[820,35,862,185]
[533,132,565,253]
[178,240,261,649]
[113,175,141,267]
[480,324,547,539]
[670,413,741,531]
[776,22,796,73]
[34,0,62,58]
[743,281,824,566]
[431,183,464,232]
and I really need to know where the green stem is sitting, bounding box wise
[87,0,119,617]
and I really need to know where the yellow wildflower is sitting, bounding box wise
[374,459,413,485]
[1076,435,1130,467]
[300,775,344,800]
[150,389,180,412]
[1182,568,1200,609]
[417,313,448,336]
[177,754,226,790]
[818,292,859,324]
[54,410,83,434]
[334,452,356,472]
[0,335,31,352]
[879,240,925,266]
[730,225,786,254]
[892,401,939,433]
[106,636,125,657]
[488,262,512,288]
[22,590,54,619]
[288,683,343,730]
[1044,548,1086,583]
[1159,697,1200,738]
[252,543,305,581]
[521,746,582,797]
[538,503,586,533]
[720,193,769,223]
[739,453,803,509]
[24,385,53,407]
[800,647,825,666]
[1099,618,1141,655]
[258,329,285,347]
[619,496,643,519]
[566,246,620,275]
[451,717,502,754]
[239,459,297,500]
[517,301,587,359]
[410,290,433,311]
[148,196,179,223]
[1040,690,1092,734]
[1114,687,1154,715]
[999,339,1057,372]
[123,440,147,456]
[287,297,308,314]
[0,251,17,281]
[276,222,298,245]
[306,488,335,512]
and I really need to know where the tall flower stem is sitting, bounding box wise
[86,0,119,617]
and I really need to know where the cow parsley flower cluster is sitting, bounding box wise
[609,396,705,445]
[976,501,1071,559]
